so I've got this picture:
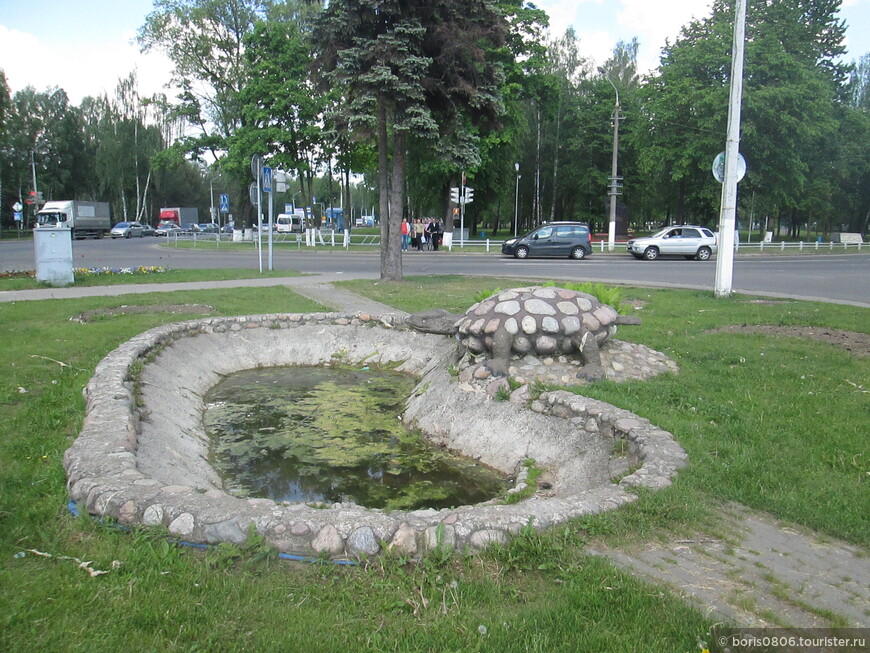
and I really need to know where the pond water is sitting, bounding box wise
[204,366,509,511]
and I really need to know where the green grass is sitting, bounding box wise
[0,276,867,651]
[0,268,303,291]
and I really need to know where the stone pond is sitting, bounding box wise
[64,310,688,560]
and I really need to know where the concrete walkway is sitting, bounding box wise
[4,275,868,630]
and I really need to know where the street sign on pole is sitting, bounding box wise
[262,166,272,193]
[712,151,746,184]
[219,194,230,214]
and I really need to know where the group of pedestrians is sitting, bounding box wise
[401,218,443,252]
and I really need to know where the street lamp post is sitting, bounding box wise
[209,178,216,226]
[514,163,521,237]
[601,72,621,252]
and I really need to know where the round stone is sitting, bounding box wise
[388,523,418,556]
[143,504,164,525]
[535,336,558,354]
[521,316,538,334]
[581,313,600,331]
[556,301,579,315]
[168,512,195,537]
[465,336,485,354]
[576,297,593,311]
[531,287,558,299]
[494,300,521,316]
[504,317,519,334]
[347,526,380,557]
[311,523,344,556]
[513,336,532,353]
[524,298,557,315]
[561,316,581,335]
[541,316,559,333]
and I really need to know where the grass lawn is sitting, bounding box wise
[0,276,866,652]
[0,268,302,291]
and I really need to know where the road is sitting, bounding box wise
[2,236,868,306]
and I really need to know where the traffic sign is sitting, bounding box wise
[262,166,272,193]
[712,151,746,183]
[13,201,22,212]
[219,194,230,214]
[14,212,22,222]
[251,154,263,180]
[249,181,260,206]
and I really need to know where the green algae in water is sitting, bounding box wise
[204,365,509,511]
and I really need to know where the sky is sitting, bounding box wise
[0,0,868,106]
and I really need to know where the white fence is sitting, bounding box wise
[160,230,864,254]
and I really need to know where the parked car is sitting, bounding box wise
[140,224,156,237]
[155,223,182,236]
[197,223,220,234]
[181,222,200,234]
[110,221,145,239]
[627,225,718,261]
[221,224,234,234]
[501,222,592,260]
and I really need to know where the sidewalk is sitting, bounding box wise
[4,275,867,629]
[0,273,390,315]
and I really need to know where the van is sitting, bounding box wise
[275,214,303,234]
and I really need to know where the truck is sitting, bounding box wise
[36,200,112,239]
[158,207,199,227]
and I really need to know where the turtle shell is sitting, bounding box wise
[455,286,620,357]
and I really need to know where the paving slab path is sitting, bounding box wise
[590,502,869,629]
[4,276,868,631]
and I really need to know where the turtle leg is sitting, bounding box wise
[573,330,605,381]
[483,330,512,377]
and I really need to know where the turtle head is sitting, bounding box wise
[405,308,462,335]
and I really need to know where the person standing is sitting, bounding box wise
[401,218,410,251]
[425,219,439,251]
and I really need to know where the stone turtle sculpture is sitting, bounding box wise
[406,286,641,381]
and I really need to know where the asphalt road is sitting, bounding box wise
[2,236,868,306]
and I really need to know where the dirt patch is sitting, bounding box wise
[708,325,870,358]
[72,304,215,323]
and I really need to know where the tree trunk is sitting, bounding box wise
[383,129,406,280]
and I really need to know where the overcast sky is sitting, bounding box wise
[1,0,868,105]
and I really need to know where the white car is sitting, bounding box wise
[110,221,145,238]
[627,226,718,261]
[155,223,182,236]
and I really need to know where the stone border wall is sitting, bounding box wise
[64,313,687,560]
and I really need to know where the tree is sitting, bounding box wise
[635,0,851,233]
[228,19,327,215]
[315,0,508,280]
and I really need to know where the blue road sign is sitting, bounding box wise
[219,194,230,213]
[262,166,272,193]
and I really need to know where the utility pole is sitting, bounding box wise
[714,0,747,298]
[602,72,622,252]
[513,162,521,237]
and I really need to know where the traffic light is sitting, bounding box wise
[464,187,474,204]
[450,187,460,204]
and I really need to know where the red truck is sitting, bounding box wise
[157,207,199,227]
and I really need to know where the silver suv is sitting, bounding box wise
[627,225,718,261]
